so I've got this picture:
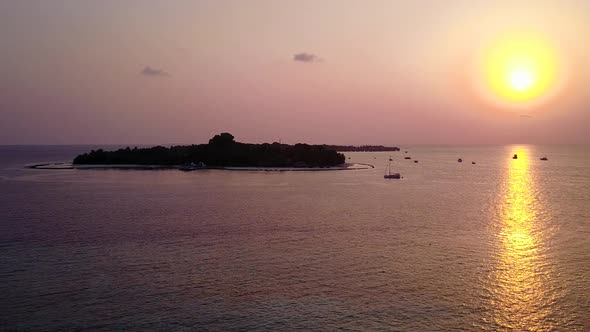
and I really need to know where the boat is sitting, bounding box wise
[404,157,411,160]
[540,157,548,161]
[458,158,462,163]
[179,162,207,171]
[472,162,476,164]
[513,154,518,159]
[414,160,419,163]
[384,158,401,179]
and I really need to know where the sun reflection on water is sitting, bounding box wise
[487,147,562,330]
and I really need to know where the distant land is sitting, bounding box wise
[73,133,348,168]
[324,145,400,152]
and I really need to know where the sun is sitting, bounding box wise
[481,33,559,106]
[509,69,535,91]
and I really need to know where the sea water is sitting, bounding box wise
[1,145,589,330]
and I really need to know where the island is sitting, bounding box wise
[73,133,347,168]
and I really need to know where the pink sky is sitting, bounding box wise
[1,0,590,145]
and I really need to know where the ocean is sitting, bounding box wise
[1,145,589,331]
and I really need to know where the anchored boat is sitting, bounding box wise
[384,157,401,179]
[179,162,207,171]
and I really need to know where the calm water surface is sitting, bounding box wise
[1,145,589,331]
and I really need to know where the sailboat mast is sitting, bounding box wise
[387,156,392,175]
[389,159,392,176]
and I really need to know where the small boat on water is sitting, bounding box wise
[414,160,419,163]
[540,157,548,161]
[179,162,207,171]
[384,158,401,179]
[472,162,476,164]
[404,157,411,160]
[458,158,463,163]
[512,154,518,159]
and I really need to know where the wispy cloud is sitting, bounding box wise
[140,66,170,78]
[293,52,322,63]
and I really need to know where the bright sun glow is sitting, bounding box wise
[509,69,535,91]
[482,33,559,105]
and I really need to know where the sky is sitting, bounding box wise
[1,0,590,145]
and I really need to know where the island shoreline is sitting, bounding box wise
[26,162,375,171]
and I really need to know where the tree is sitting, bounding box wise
[208,133,235,147]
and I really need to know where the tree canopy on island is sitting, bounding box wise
[73,133,347,167]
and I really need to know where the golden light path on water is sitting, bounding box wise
[486,147,564,330]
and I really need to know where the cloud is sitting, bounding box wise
[140,66,170,77]
[293,52,321,63]
[520,114,533,118]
